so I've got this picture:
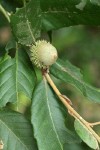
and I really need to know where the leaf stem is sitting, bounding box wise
[0,4,10,23]
[44,72,100,144]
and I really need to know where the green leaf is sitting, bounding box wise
[5,38,16,52]
[0,48,36,107]
[50,59,100,103]
[31,79,81,150]
[74,119,99,150]
[0,109,37,150]
[64,143,91,150]
[41,0,100,31]
[8,92,31,113]
[10,0,100,45]
[10,0,41,45]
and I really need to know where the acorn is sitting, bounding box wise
[30,40,58,69]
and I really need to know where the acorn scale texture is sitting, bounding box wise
[30,40,58,69]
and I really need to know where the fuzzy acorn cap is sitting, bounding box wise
[30,40,58,68]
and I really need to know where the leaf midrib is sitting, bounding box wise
[44,79,63,150]
[15,46,18,110]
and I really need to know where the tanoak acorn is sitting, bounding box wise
[30,40,58,69]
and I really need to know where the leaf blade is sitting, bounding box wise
[31,79,80,150]
[74,119,99,150]
[0,49,36,107]
[41,0,100,31]
[11,0,41,45]
[0,109,37,150]
[50,59,100,103]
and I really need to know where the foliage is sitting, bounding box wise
[0,0,100,150]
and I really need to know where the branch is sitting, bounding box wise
[44,72,100,144]
[89,122,100,127]
[0,4,10,23]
